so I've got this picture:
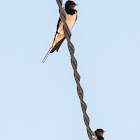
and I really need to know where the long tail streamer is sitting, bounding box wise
[42,47,52,63]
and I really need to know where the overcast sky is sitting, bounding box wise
[0,0,140,140]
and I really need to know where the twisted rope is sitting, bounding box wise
[56,0,94,139]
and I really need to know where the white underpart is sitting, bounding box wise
[58,13,77,34]
[52,12,77,48]
[92,135,97,140]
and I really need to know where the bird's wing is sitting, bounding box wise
[42,18,64,63]
[50,37,65,53]
[52,18,63,43]
[50,17,65,53]
[57,18,62,30]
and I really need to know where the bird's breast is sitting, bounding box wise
[66,13,77,30]
[57,13,77,34]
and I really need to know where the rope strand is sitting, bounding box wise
[56,0,94,139]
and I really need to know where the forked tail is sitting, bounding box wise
[42,47,52,63]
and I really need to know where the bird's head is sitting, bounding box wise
[95,129,105,137]
[65,1,77,10]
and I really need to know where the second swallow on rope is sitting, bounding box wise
[42,0,78,63]
[92,129,105,140]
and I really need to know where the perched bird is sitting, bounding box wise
[42,0,78,63]
[94,129,105,140]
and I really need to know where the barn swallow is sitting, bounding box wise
[42,0,78,63]
[92,129,105,140]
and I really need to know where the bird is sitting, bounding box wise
[93,129,105,140]
[42,0,78,63]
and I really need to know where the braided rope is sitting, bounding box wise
[56,0,94,139]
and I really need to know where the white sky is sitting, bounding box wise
[0,0,140,140]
